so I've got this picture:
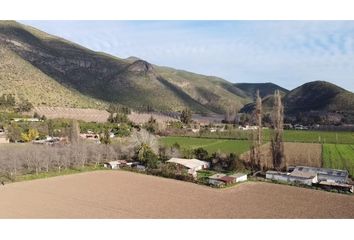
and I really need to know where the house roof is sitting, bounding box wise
[290,170,317,179]
[209,174,226,180]
[229,173,247,178]
[294,166,348,178]
[167,158,209,169]
[219,176,235,183]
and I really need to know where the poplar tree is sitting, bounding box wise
[270,90,285,170]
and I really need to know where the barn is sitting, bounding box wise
[167,158,210,178]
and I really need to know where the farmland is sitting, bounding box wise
[0,170,353,218]
[275,130,354,144]
[160,136,250,155]
[323,144,354,177]
[29,106,178,124]
[196,129,354,144]
[240,142,323,168]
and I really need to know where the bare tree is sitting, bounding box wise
[270,90,285,170]
[129,129,158,154]
[69,120,80,145]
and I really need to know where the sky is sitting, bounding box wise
[21,21,354,92]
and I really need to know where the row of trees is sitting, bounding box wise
[250,90,285,171]
[0,143,133,181]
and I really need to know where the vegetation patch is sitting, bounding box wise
[160,136,250,155]
[323,144,354,177]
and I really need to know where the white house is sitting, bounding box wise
[167,158,210,178]
[103,160,127,169]
[229,173,248,183]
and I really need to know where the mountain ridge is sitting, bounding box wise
[0,20,250,114]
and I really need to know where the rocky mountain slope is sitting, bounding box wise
[0,21,250,113]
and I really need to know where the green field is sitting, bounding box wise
[191,129,354,144]
[160,136,250,155]
[323,144,354,177]
[278,130,354,144]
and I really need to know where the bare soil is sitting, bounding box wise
[0,171,353,218]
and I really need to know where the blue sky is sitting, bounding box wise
[21,21,354,91]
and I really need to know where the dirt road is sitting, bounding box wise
[0,171,353,218]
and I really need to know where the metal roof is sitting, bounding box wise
[167,158,209,170]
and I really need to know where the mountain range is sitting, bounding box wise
[1,21,354,116]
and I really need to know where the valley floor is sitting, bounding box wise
[0,171,353,218]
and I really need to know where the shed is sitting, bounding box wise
[229,173,248,183]
[219,176,236,185]
[208,173,226,186]
[167,158,210,177]
[103,160,127,169]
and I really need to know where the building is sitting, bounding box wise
[0,136,9,144]
[208,173,248,186]
[12,118,41,122]
[167,158,210,178]
[103,160,127,169]
[229,173,248,183]
[292,166,348,183]
[266,166,351,190]
[0,130,9,144]
[208,173,226,186]
[266,170,317,186]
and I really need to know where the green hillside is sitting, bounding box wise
[0,21,250,113]
[234,82,289,99]
[284,81,354,113]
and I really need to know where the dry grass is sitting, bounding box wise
[240,142,322,168]
[0,170,353,218]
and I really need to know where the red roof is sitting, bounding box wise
[219,176,235,183]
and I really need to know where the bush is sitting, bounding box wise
[193,147,208,160]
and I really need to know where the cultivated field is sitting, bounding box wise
[240,142,323,168]
[160,136,250,155]
[30,107,178,124]
[277,130,354,144]
[0,171,353,218]
[323,144,354,177]
[30,106,110,122]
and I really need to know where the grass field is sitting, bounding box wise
[323,144,354,177]
[194,129,354,144]
[160,136,250,155]
[277,130,354,144]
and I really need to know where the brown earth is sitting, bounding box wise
[30,106,178,124]
[1,171,353,218]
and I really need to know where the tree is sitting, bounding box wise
[144,115,159,133]
[129,129,158,154]
[16,99,33,112]
[249,90,263,171]
[224,103,239,123]
[6,122,22,142]
[69,120,80,145]
[100,128,111,145]
[21,128,39,142]
[193,147,208,161]
[180,108,192,124]
[270,90,285,170]
[255,90,263,169]
[137,144,159,169]
[47,119,54,137]
[33,112,40,119]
